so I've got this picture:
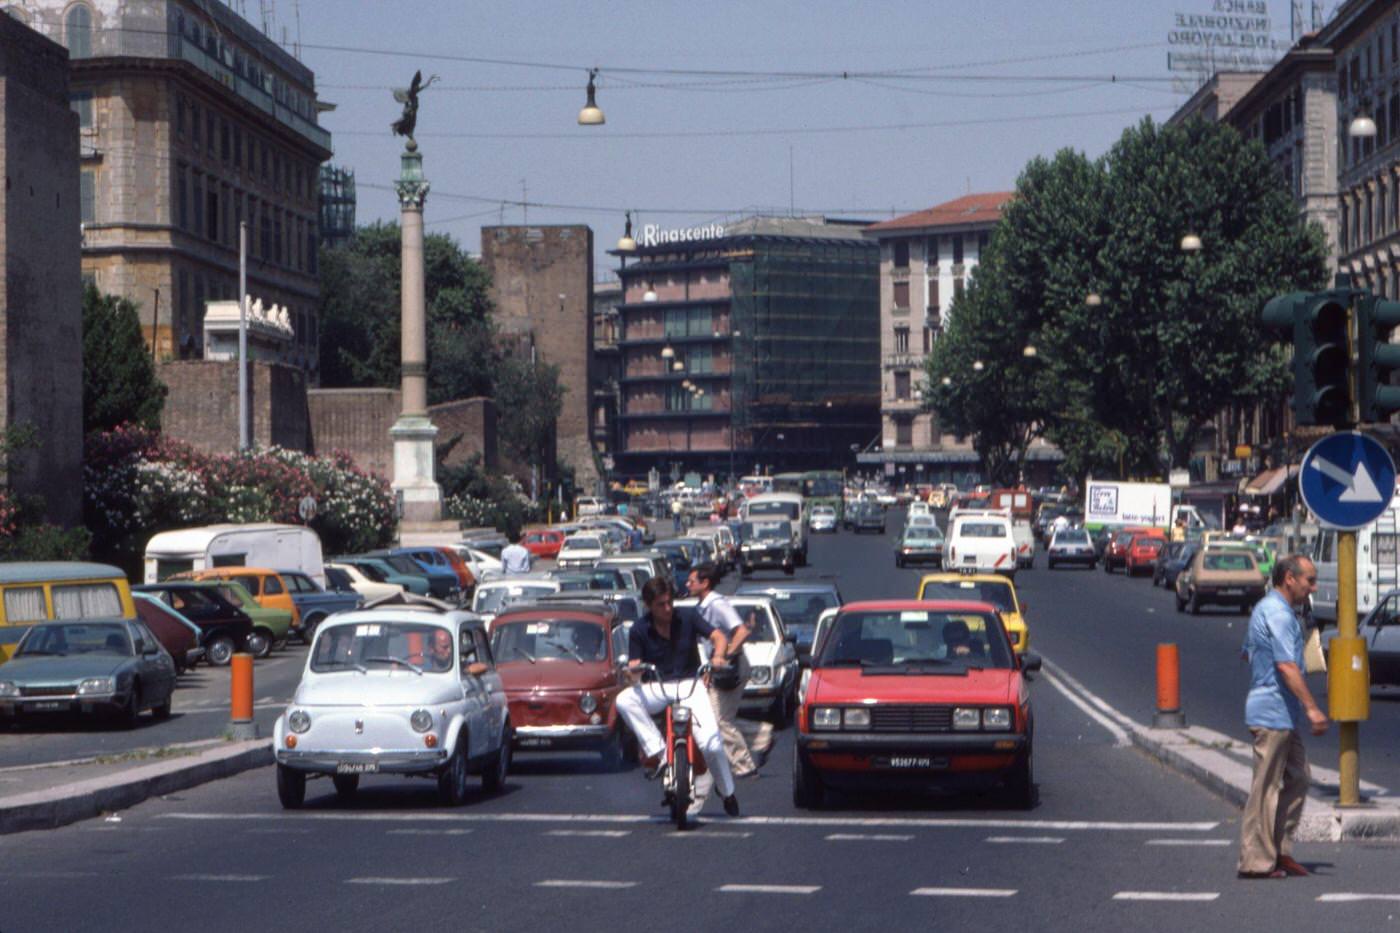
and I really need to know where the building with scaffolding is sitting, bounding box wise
[613,216,879,480]
[319,162,355,248]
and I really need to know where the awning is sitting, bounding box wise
[1244,465,1298,496]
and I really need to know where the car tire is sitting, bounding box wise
[1006,747,1036,810]
[784,565,795,576]
[792,748,824,809]
[1047,559,1057,570]
[300,613,325,644]
[248,630,273,660]
[206,635,236,667]
[151,692,173,721]
[277,764,306,809]
[896,556,905,568]
[481,721,512,794]
[1187,591,1201,615]
[116,688,141,729]
[332,774,360,799]
[438,741,471,806]
[1103,561,1112,574]
[1175,591,1186,613]
[600,727,626,773]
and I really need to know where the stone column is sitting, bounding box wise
[390,141,443,522]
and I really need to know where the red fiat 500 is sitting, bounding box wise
[1124,535,1165,577]
[794,599,1039,809]
[523,530,567,560]
[488,603,632,770]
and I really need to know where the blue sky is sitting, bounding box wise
[282,0,1308,275]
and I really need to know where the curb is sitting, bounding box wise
[0,739,272,835]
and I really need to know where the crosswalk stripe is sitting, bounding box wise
[1145,839,1231,847]
[718,884,820,895]
[387,829,473,836]
[985,836,1063,844]
[171,874,268,882]
[535,880,638,889]
[826,833,914,841]
[1113,892,1219,902]
[546,830,631,838]
[1317,893,1400,903]
[910,887,1017,898]
[346,877,453,886]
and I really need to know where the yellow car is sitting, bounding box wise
[916,572,1030,654]
[622,480,651,498]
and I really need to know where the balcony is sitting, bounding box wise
[883,352,923,370]
[176,38,332,152]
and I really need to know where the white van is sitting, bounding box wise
[1310,485,1400,623]
[742,492,807,566]
[143,523,326,587]
[946,509,1018,578]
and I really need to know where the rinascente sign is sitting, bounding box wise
[639,223,725,247]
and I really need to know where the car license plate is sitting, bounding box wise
[878,755,947,770]
[28,700,68,712]
[336,761,379,774]
[517,738,549,748]
[1219,588,1242,596]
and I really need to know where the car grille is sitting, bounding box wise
[19,685,78,697]
[870,704,953,733]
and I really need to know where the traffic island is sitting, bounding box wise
[0,738,272,835]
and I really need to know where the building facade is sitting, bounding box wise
[479,225,597,491]
[591,279,621,481]
[13,0,331,374]
[0,13,83,525]
[613,216,880,479]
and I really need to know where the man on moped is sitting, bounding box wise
[615,576,741,818]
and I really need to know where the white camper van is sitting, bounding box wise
[1310,482,1400,623]
[143,523,326,587]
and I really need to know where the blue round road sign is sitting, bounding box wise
[1299,431,1397,530]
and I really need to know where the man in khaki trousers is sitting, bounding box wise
[1237,554,1329,879]
[688,563,758,777]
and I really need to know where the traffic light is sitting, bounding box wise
[1262,290,1354,426]
[1357,293,1400,423]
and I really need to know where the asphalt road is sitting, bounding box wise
[3,514,1399,932]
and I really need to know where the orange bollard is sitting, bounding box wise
[229,652,257,739]
[1154,643,1185,728]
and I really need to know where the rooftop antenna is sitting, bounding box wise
[292,0,302,58]
[521,179,527,224]
[1312,1,1324,29]
[788,145,794,216]
[1291,0,1303,41]
[259,0,274,36]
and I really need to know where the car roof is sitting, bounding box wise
[491,603,614,623]
[735,581,839,595]
[918,572,1015,589]
[0,561,127,583]
[321,608,484,630]
[838,599,1000,614]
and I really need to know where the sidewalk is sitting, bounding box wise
[1044,657,1400,842]
[0,736,272,835]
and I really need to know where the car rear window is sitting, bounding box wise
[1204,552,1255,571]
[958,522,1007,538]
[918,580,1014,612]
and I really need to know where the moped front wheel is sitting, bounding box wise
[670,740,691,831]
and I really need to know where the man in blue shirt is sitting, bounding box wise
[1238,554,1329,879]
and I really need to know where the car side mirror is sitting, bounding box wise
[1021,652,1042,674]
[133,638,146,654]
[784,633,797,644]
[466,661,489,677]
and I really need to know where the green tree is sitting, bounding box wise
[82,284,167,434]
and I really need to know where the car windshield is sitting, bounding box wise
[1055,530,1089,544]
[554,570,624,591]
[741,521,791,542]
[751,590,838,626]
[740,609,777,643]
[919,579,1015,612]
[812,507,836,517]
[1114,531,1135,546]
[816,609,1012,669]
[1204,552,1256,571]
[354,562,388,583]
[958,522,1006,538]
[491,618,609,663]
[564,536,602,551]
[386,556,425,575]
[1134,539,1163,552]
[473,583,557,614]
[18,622,131,658]
[310,621,455,673]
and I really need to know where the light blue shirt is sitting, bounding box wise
[1243,589,1304,730]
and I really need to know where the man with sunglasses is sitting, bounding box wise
[1237,554,1329,880]
[615,577,741,818]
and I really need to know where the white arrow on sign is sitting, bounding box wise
[1308,454,1383,503]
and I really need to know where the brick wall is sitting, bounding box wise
[0,17,83,526]
[307,387,399,479]
[429,397,497,472]
[158,359,309,455]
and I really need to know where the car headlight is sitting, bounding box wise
[749,665,771,686]
[0,681,17,698]
[579,693,598,714]
[952,707,981,731]
[410,708,433,733]
[812,707,841,730]
[288,709,311,733]
[77,677,115,696]
[842,708,870,730]
[982,707,1012,731]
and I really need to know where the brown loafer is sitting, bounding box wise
[1277,856,1311,877]
[1237,868,1288,880]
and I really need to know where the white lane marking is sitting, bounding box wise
[1113,892,1220,902]
[535,880,638,889]
[718,884,820,895]
[10,871,99,879]
[826,833,914,841]
[911,887,1018,898]
[1145,839,1231,847]
[345,877,454,886]
[387,828,473,836]
[671,831,753,839]
[246,828,311,834]
[985,836,1063,845]
[1041,669,1132,747]
[171,874,269,882]
[1040,658,1139,730]
[546,829,631,838]
[159,812,1218,832]
[1317,893,1400,903]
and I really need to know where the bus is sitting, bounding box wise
[773,471,845,522]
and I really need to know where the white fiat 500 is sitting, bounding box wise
[273,609,511,808]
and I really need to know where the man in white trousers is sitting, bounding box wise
[688,562,757,777]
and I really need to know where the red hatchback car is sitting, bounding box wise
[523,529,567,560]
[1124,536,1165,577]
[794,599,1039,809]
[488,603,631,770]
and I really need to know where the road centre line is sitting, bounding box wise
[670,831,752,838]
[1145,839,1231,847]
[535,880,638,889]
[1040,658,1139,731]
[911,887,1017,898]
[1317,893,1400,903]
[159,812,1219,832]
[826,833,914,841]
[346,877,454,886]
[1112,892,1219,902]
[387,828,473,836]
[1040,667,1131,747]
[718,884,820,895]
[546,829,632,838]
[171,874,269,882]
[985,836,1063,844]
